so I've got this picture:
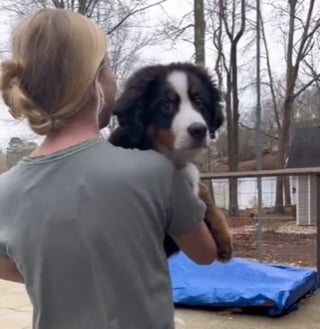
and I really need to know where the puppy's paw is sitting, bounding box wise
[198,183,233,262]
[204,207,233,263]
[214,230,233,263]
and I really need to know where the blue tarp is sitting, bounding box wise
[168,253,318,316]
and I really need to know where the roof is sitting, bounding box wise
[286,127,320,168]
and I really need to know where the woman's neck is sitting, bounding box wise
[30,120,99,157]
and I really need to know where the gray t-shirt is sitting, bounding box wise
[0,138,205,329]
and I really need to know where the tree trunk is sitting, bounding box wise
[218,0,245,217]
[226,75,239,216]
[194,0,206,65]
[284,176,291,206]
[228,44,239,216]
[275,95,293,213]
[275,178,284,213]
[194,0,213,193]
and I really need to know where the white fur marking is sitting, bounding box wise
[166,71,208,153]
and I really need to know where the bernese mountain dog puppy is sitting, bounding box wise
[108,62,232,262]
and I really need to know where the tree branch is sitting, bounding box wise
[293,74,320,99]
[294,0,316,68]
[107,0,168,35]
[260,6,281,131]
[234,0,246,44]
[239,122,279,141]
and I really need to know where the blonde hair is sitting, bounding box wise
[0,9,107,135]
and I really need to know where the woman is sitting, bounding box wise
[0,9,217,329]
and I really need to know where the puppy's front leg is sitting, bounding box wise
[198,183,233,262]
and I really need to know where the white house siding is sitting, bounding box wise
[297,176,309,225]
[212,176,297,210]
[309,175,317,226]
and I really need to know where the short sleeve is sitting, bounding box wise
[165,169,206,237]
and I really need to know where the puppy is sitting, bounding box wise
[108,62,232,262]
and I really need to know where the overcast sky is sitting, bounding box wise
[0,0,295,149]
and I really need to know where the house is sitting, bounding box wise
[286,127,320,226]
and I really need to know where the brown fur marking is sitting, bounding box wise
[154,129,175,150]
[167,90,179,102]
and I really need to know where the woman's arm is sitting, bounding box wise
[0,259,24,283]
[166,169,218,265]
[173,222,217,265]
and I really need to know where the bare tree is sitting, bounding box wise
[0,0,167,88]
[263,0,320,212]
[207,0,247,216]
[193,0,219,202]
[259,9,281,135]
[237,0,320,212]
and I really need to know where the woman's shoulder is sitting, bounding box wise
[0,168,20,201]
[102,141,176,180]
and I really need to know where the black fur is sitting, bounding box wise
[109,62,223,149]
[109,62,224,257]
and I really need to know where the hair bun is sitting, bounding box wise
[0,59,24,90]
[1,60,41,126]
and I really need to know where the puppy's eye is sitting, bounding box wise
[194,96,204,108]
[161,101,175,116]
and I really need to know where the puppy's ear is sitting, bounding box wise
[199,69,224,139]
[183,63,224,139]
[209,101,224,139]
[109,126,138,148]
[112,66,160,147]
[203,75,224,139]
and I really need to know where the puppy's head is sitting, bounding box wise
[110,62,224,163]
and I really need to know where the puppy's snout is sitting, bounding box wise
[187,123,207,141]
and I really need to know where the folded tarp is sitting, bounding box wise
[169,253,318,316]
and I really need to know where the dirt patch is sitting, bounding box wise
[229,216,317,268]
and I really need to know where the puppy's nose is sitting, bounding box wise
[187,123,207,141]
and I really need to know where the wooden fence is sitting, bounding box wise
[201,167,320,281]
